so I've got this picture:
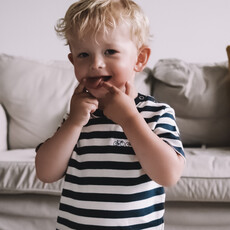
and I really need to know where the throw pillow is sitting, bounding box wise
[0,54,76,149]
[152,58,230,147]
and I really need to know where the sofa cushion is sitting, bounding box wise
[0,149,62,195]
[166,147,230,202]
[1,147,229,203]
[152,59,230,147]
[0,54,77,149]
[0,104,7,151]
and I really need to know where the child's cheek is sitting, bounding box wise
[87,87,108,99]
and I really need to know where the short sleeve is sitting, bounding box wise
[153,104,185,158]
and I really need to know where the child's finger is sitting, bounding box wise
[125,81,131,96]
[74,79,86,94]
[101,81,119,94]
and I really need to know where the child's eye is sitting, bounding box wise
[77,52,89,58]
[105,49,118,55]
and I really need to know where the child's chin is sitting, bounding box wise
[88,88,107,99]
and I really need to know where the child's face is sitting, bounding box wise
[68,23,140,98]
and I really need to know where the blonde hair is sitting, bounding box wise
[55,0,150,48]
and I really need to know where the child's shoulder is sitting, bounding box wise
[136,93,171,108]
[136,93,176,119]
[135,93,155,104]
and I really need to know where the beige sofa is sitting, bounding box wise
[0,52,229,230]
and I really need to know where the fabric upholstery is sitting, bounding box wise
[152,59,230,147]
[0,149,62,195]
[0,54,76,149]
[0,104,7,151]
[166,147,230,202]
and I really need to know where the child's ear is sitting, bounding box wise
[68,53,74,65]
[134,46,151,72]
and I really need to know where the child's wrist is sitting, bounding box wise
[119,111,141,128]
[66,116,84,130]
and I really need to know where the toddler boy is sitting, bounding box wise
[35,0,185,229]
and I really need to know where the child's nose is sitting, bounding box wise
[91,55,106,70]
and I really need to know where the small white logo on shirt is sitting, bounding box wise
[113,140,131,147]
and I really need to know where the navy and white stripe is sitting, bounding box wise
[56,93,184,230]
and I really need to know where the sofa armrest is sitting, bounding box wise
[0,104,8,151]
[226,45,230,71]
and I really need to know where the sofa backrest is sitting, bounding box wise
[2,52,228,149]
[0,54,151,150]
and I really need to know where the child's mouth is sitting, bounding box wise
[85,76,111,89]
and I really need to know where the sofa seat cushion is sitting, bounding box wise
[0,149,62,195]
[166,147,230,202]
[1,148,229,203]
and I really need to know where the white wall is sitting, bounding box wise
[0,0,229,67]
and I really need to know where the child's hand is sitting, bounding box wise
[69,79,99,127]
[98,81,138,126]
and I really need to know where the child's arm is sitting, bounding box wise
[99,81,185,187]
[35,80,98,183]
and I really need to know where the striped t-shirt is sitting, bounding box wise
[56,93,184,230]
